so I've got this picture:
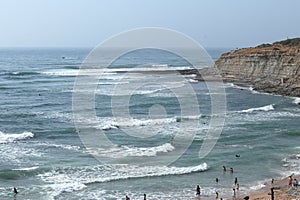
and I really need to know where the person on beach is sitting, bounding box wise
[230,167,233,173]
[196,185,201,196]
[288,175,293,186]
[293,178,298,187]
[233,188,236,197]
[223,166,226,172]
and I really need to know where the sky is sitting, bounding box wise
[1,0,300,48]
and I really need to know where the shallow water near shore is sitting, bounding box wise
[0,48,299,199]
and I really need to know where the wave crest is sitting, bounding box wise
[293,97,300,105]
[94,143,175,158]
[39,163,208,185]
[238,104,274,113]
[0,131,34,144]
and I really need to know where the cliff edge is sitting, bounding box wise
[215,38,300,97]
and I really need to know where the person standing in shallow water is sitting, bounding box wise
[196,185,201,196]
[13,187,18,196]
[234,177,238,186]
[143,193,146,200]
[223,166,226,173]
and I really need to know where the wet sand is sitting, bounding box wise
[237,175,300,200]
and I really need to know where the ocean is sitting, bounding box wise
[0,47,299,200]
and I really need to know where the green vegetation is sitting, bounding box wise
[273,38,300,46]
[256,38,300,48]
[256,43,272,48]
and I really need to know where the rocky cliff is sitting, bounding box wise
[215,38,300,97]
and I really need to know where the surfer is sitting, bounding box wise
[196,185,200,195]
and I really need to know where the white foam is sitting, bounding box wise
[239,104,274,113]
[293,97,300,105]
[59,183,87,193]
[0,131,34,144]
[95,143,175,158]
[12,166,39,171]
[95,117,177,130]
[249,183,266,190]
[188,78,198,83]
[39,163,208,186]
[40,69,79,76]
[38,142,81,151]
[40,69,119,78]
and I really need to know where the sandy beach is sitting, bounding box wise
[237,175,300,200]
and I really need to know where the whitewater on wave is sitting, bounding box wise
[238,104,274,113]
[93,143,175,158]
[91,115,202,130]
[293,97,300,105]
[0,131,34,144]
[39,163,208,195]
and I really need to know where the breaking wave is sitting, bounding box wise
[0,131,34,144]
[238,104,274,113]
[293,97,300,105]
[94,143,175,158]
[39,163,208,185]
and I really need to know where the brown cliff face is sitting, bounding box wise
[215,40,300,97]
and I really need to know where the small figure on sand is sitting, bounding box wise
[223,166,226,173]
[233,188,236,197]
[196,185,201,196]
[293,178,299,187]
[288,175,293,186]
[230,167,233,173]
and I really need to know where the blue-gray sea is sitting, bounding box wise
[0,47,299,200]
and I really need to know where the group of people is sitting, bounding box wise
[196,166,240,199]
[223,166,234,173]
[288,175,299,187]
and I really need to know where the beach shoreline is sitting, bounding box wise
[236,175,300,200]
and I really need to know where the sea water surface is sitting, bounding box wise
[0,47,299,200]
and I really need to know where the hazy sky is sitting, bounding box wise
[1,0,300,48]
